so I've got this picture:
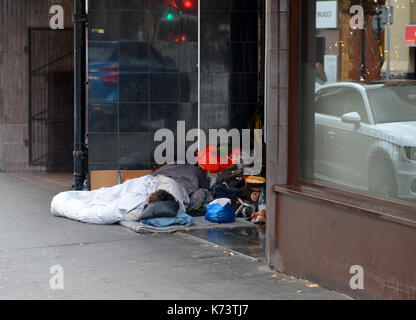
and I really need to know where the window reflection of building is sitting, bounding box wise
[316,0,416,82]
[381,0,416,79]
[307,0,416,206]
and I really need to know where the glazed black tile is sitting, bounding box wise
[231,42,258,73]
[150,42,193,73]
[150,137,179,167]
[88,0,118,11]
[149,103,179,132]
[119,12,150,42]
[179,42,198,73]
[150,73,180,102]
[88,72,119,103]
[88,133,118,163]
[230,73,258,103]
[150,42,179,72]
[119,133,151,168]
[179,103,198,132]
[150,133,195,166]
[119,0,149,10]
[149,10,180,42]
[181,72,198,103]
[201,0,231,11]
[88,41,118,65]
[201,12,230,42]
[200,42,230,73]
[88,103,118,133]
[230,12,257,42]
[231,0,258,11]
[200,103,230,130]
[180,13,198,42]
[119,103,149,133]
[88,11,119,41]
[230,104,257,130]
[150,0,183,11]
[88,163,119,171]
[120,42,149,72]
[119,72,149,102]
[200,73,229,104]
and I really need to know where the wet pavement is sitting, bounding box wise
[0,172,349,300]
[181,225,266,260]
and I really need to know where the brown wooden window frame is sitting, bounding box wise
[275,0,416,229]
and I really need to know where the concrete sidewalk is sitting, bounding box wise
[0,173,349,300]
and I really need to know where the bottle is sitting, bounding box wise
[82,179,88,191]
[257,187,266,212]
[117,171,122,185]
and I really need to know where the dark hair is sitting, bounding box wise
[148,189,176,203]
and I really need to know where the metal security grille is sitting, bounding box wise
[28,28,74,171]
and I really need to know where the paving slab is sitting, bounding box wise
[0,173,349,300]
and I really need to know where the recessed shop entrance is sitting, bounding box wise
[86,0,267,259]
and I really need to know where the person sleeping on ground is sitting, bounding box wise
[51,173,189,225]
[122,189,179,222]
[51,165,212,225]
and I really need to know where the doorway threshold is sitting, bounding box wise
[179,225,266,261]
[120,217,266,261]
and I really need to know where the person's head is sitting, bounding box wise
[146,189,176,204]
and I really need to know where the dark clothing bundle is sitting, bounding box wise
[152,164,214,217]
[138,201,179,220]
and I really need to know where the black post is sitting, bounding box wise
[73,0,87,190]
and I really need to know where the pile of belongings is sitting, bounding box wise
[194,144,267,224]
[51,145,266,227]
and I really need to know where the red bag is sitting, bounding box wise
[196,145,241,173]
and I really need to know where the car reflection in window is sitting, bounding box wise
[88,41,183,103]
[314,81,416,203]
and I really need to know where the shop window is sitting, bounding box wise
[300,0,416,206]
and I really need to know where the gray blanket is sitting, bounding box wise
[152,165,214,212]
[152,165,211,197]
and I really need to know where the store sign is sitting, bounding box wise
[405,25,416,46]
[316,1,338,29]
[324,55,338,84]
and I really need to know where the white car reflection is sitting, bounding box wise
[315,81,416,201]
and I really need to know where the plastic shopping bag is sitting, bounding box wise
[205,203,235,224]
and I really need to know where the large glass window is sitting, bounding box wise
[301,0,416,206]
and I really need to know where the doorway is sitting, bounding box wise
[28,28,74,172]
[86,0,266,259]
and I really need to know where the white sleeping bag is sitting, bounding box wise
[51,174,189,225]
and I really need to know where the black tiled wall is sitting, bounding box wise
[87,0,259,170]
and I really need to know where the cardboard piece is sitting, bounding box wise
[90,170,152,190]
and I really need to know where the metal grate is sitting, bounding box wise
[28,28,74,171]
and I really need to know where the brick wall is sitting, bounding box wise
[0,0,73,171]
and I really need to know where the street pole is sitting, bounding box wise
[73,0,87,190]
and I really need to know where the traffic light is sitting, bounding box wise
[183,1,193,9]
[166,12,174,21]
